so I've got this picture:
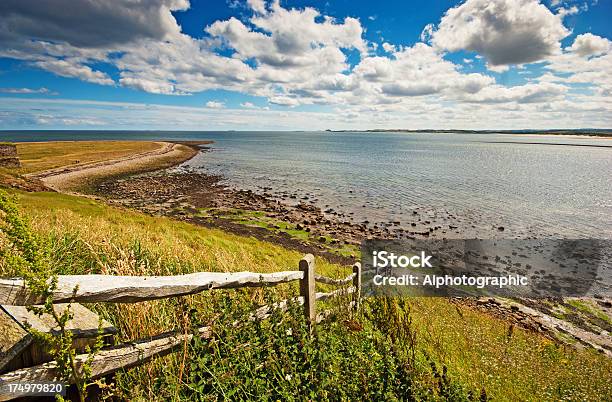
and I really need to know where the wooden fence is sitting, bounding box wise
[0,254,361,400]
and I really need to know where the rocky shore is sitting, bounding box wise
[94,168,484,258]
[96,170,365,264]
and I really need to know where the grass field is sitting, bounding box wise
[3,189,610,401]
[14,141,162,174]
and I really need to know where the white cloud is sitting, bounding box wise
[544,35,612,96]
[118,77,181,95]
[557,5,579,18]
[114,38,256,95]
[352,43,494,101]
[486,63,510,73]
[32,59,114,86]
[203,3,370,105]
[567,33,610,57]
[207,4,367,72]
[246,0,267,14]
[0,0,609,128]
[205,100,225,109]
[2,96,610,131]
[0,87,54,94]
[240,101,269,110]
[428,0,569,67]
[460,82,568,103]
[382,42,395,53]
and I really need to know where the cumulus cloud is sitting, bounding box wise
[567,33,610,57]
[207,3,367,72]
[0,0,190,90]
[202,2,371,104]
[119,77,180,95]
[353,43,494,101]
[0,0,609,128]
[382,83,439,97]
[428,0,569,66]
[544,34,612,96]
[0,0,188,48]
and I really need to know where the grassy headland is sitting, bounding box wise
[1,140,203,193]
[14,141,162,174]
[1,141,610,400]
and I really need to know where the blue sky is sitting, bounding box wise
[0,0,610,130]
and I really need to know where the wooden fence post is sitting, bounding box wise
[352,262,361,311]
[299,254,316,327]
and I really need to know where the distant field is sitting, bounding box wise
[15,140,161,174]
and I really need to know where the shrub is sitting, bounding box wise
[0,190,103,402]
[176,293,477,401]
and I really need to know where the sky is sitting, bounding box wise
[0,0,611,131]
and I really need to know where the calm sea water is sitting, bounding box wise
[2,130,611,238]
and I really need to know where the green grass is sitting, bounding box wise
[2,189,611,401]
[407,298,611,401]
[10,191,346,278]
[566,298,611,325]
[202,207,360,258]
[218,208,311,240]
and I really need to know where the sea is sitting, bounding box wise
[2,130,611,238]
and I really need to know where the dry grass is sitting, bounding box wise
[15,141,162,174]
[4,189,612,400]
[5,189,351,397]
[408,297,612,401]
[13,190,347,277]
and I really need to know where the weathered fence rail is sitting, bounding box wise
[0,271,305,305]
[314,272,355,286]
[0,255,361,401]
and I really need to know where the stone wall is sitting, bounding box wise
[0,143,21,168]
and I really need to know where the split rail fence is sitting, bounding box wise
[0,254,361,400]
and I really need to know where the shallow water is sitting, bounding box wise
[180,131,612,239]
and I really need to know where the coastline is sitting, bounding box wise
[87,141,449,262]
[509,133,612,139]
[31,140,210,192]
[90,144,612,353]
[3,139,610,359]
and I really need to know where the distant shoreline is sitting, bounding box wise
[2,129,611,140]
[326,129,612,137]
[475,140,612,148]
[508,133,612,140]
